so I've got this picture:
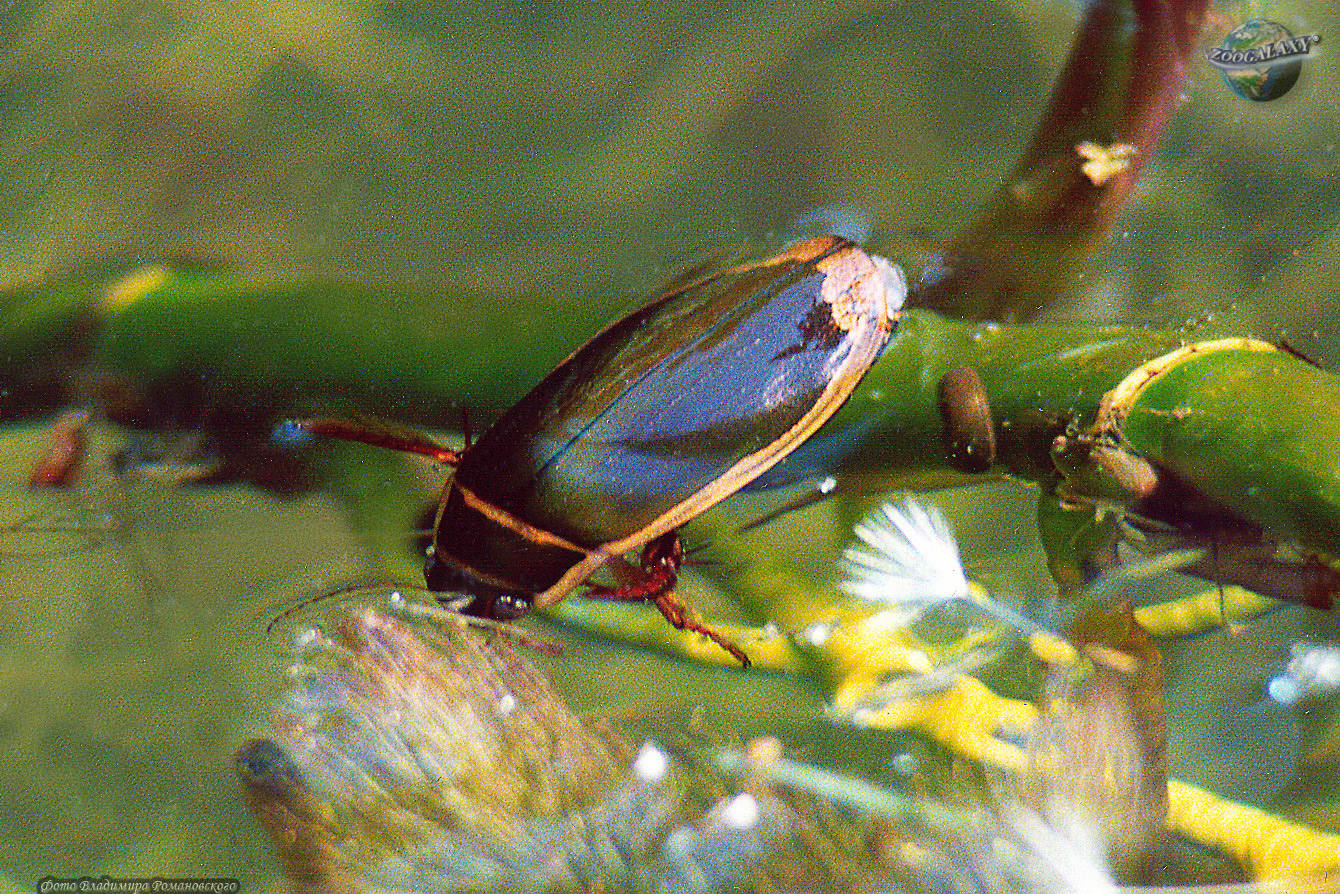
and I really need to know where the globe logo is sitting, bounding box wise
[1206,19,1321,101]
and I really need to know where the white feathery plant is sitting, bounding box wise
[842,498,970,616]
[842,497,1080,671]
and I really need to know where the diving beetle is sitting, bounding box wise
[292,235,905,666]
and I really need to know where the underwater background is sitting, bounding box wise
[0,0,1338,888]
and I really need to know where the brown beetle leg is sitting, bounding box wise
[586,531,683,600]
[284,417,462,465]
[586,531,751,668]
[29,409,89,487]
[649,590,752,668]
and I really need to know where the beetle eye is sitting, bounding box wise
[446,592,532,621]
[425,557,533,622]
[492,594,532,620]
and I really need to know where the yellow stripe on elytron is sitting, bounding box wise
[454,483,591,555]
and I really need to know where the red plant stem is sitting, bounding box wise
[915,0,1212,321]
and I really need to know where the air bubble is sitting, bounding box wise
[719,793,761,830]
[633,742,670,781]
[1266,674,1302,706]
[891,752,919,777]
[803,622,833,646]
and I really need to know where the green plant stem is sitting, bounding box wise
[10,267,1340,581]
[1117,343,1340,556]
[785,310,1183,487]
[912,0,1211,321]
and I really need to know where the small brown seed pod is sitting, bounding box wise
[938,366,996,473]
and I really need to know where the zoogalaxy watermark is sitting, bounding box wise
[1207,30,1320,68]
[36,878,239,894]
[1206,18,1322,102]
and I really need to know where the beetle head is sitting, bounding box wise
[424,555,534,621]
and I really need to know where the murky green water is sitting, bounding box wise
[1,0,1339,889]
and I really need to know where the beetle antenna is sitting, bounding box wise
[679,542,719,567]
[393,599,564,657]
[266,583,379,635]
[711,560,751,578]
[1208,531,1244,636]
[681,558,720,570]
[267,597,323,635]
[738,477,843,533]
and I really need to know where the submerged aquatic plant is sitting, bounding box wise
[239,504,1340,892]
[713,735,1125,894]
[829,496,1340,886]
[239,603,791,893]
[239,598,1137,893]
[841,499,970,615]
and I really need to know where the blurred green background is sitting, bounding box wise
[1,0,1339,888]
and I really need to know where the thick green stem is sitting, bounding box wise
[766,309,1184,488]
[1114,341,1340,556]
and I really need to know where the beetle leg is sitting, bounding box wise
[586,531,682,599]
[586,532,751,667]
[649,590,752,668]
[276,417,462,465]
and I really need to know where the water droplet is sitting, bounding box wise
[803,622,833,646]
[1266,674,1301,706]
